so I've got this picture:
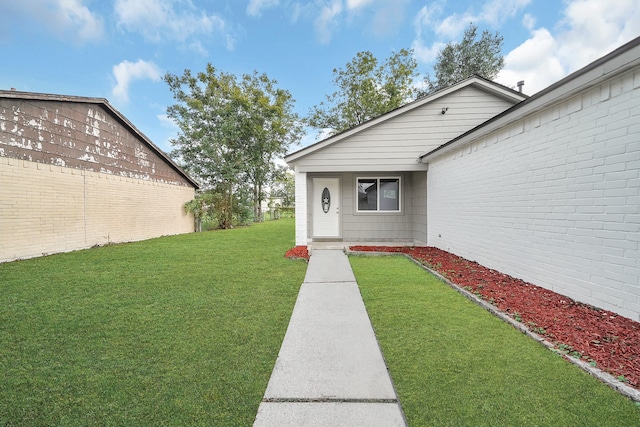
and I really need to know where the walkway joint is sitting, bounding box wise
[262,398,399,404]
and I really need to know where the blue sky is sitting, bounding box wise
[1,0,639,155]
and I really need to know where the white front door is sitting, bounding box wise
[313,178,340,238]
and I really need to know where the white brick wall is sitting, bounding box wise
[0,158,195,262]
[427,68,640,320]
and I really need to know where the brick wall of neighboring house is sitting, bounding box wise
[427,68,640,320]
[0,94,196,262]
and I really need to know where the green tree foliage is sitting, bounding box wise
[183,192,215,232]
[239,72,303,221]
[422,23,505,95]
[165,64,303,228]
[307,48,418,134]
[270,166,295,207]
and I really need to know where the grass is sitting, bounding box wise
[350,255,640,426]
[0,219,307,426]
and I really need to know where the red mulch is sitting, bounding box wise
[284,246,309,260]
[349,245,640,389]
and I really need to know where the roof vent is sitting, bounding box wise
[517,81,524,93]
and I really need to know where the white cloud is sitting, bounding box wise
[478,0,531,27]
[56,0,104,42]
[187,40,209,57]
[247,0,279,17]
[434,0,530,39]
[522,13,536,31]
[311,0,410,42]
[111,60,162,103]
[498,0,640,94]
[0,0,104,43]
[412,0,530,67]
[412,0,639,96]
[346,0,374,10]
[290,3,305,23]
[157,113,178,129]
[411,39,445,64]
[556,0,640,73]
[496,28,564,93]
[314,0,343,44]
[114,0,234,51]
[435,13,476,39]
[413,4,441,38]
[369,0,410,38]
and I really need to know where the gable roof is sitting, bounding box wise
[285,75,527,165]
[0,89,199,189]
[419,36,640,163]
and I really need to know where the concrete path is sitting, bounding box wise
[254,250,406,426]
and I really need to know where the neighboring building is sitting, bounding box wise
[0,90,199,263]
[286,36,640,321]
[261,196,286,218]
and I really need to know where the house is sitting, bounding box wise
[285,76,527,246]
[285,36,640,321]
[0,90,198,263]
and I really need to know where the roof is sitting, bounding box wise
[419,35,640,163]
[0,89,199,189]
[285,75,527,165]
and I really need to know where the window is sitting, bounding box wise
[357,177,400,212]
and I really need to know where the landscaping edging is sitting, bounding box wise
[347,248,640,403]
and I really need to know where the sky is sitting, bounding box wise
[1,0,639,156]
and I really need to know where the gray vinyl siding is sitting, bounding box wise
[408,171,428,244]
[295,86,516,173]
[307,172,427,243]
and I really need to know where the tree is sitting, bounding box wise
[422,23,505,95]
[307,48,418,135]
[165,64,302,228]
[270,166,295,207]
[238,72,303,221]
[183,192,215,232]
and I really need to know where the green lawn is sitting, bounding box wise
[5,222,640,426]
[350,255,640,427]
[0,219,307,426]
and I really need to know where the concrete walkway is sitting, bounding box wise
[254,250,406,426]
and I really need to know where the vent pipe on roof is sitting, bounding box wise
[517,80,524,93]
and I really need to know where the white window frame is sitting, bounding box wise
[356,176,402,213]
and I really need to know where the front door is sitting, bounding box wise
[313,178,340,238]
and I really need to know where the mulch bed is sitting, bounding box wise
[347,245,640,390]
[285,244,640,390]
[284,245,309,260]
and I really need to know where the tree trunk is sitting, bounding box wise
[219,186,234,229]
[253,183,263,222]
